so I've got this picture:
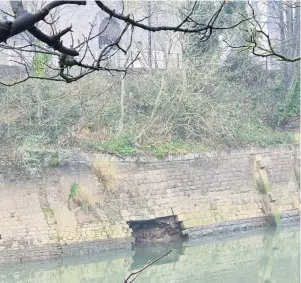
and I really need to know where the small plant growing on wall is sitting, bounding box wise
[69,182,92,212]
[70,183,80,197]
[68,182,103,213]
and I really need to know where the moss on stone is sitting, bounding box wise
[262,181,272,193]
[259,170,272,193]
[274,214,281,225]
[42,207,57,225]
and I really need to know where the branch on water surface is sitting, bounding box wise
[124,249,172,283]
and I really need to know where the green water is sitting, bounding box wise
[0,227,299,283]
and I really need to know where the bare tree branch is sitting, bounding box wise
[124,250,172,283]
[0,0,86,56]
[225,0,300,62]
[95,0,252,34]
[3,0,292,86]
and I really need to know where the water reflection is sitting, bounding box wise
[0,227,299,283]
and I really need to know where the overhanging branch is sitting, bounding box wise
[225,0,300,62]
[95,0,252,34]
[0,0,86,56]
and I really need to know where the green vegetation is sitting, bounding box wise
[32,42,51,77]
[274,77,300,127]
[0,1,299,171]
[15,134,71,175]
[0,64,297,170]
[42,207,57,224]
[84,137,208,158]
[145,141,208,158]
[274,214,281,226]
[97,134,136,156]
[70,183,80,197]
[69,183,95,212]
[229,127,295,147]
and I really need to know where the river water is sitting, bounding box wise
[0,227,299,283]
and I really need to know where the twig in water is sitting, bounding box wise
[124,250,172,283]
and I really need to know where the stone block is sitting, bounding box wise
[292,198,300,209]
[210,202,218,210]
[183,153,195,160]
[256,158,269,169]
[176,214,186,221]
[202,210,212,218]
[154,210,167,218]
[199,217,211,226]
[181,219,201,229]
[120,210,131,217]
[214,215,223,223]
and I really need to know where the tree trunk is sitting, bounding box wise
[295,5,300,57]
[277,1,290,90]
[148,0,152,71]
[118,76,125,134]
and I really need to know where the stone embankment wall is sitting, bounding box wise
[0,146,299,264]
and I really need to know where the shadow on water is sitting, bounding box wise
[0,226,299,283]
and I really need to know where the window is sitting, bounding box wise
[98,17,121,48]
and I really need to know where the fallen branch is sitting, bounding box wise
[124,250,172,283]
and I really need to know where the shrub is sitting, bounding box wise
[147,140,207,158]
[92,159,118,190]
[17,134,71,176]
[70,183,80,197]
[69,183,103,212]
[97,134,136,156]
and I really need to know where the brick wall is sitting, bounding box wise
[0,145,299,264]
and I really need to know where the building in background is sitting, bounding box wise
[0,0,298,73]
[0,0,183,73]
